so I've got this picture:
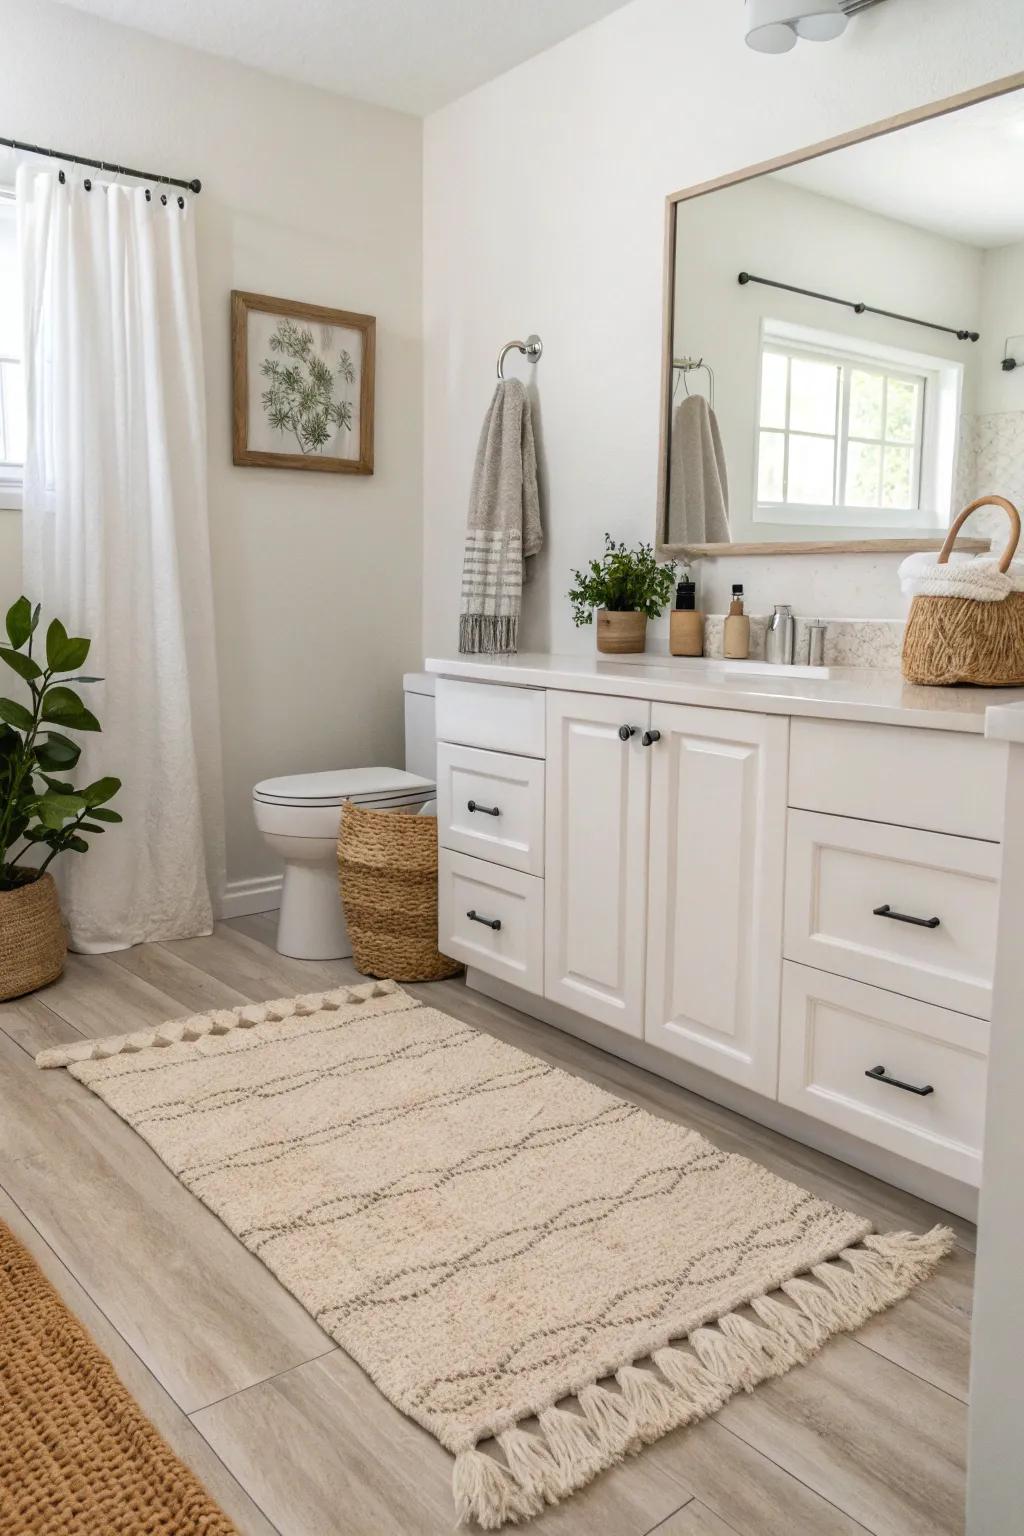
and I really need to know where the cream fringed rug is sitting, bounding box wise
[39,982,953,1530]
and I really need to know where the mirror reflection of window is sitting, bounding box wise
[756,336,938,523]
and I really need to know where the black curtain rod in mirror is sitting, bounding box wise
[0,135,201,194]
[737,271,978,342]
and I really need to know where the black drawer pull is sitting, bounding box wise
[865,1064,934,1097]
[618,725,637,741]
[467,800,500,817]
[642,729,661,747]
[873,903,940,929]
[467,909,501,931]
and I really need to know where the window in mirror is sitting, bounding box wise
[754,320,958,531]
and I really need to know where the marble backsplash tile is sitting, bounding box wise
[700,615,904,668]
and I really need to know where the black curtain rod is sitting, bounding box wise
[737,271,978,343]
[0,135,201,194]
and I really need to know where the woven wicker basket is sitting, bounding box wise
[0,873,67,1002]
[337,803,463,982]
[902,495,1024,687]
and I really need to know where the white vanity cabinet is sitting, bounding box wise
[644,704,788,1094]
[544,692,651,1035]
[432,666,1010,1212]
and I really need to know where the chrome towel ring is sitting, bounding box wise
[497,333,543,380]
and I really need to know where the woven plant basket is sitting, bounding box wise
[902,495,1024,687]
[337,803,463,983]
[0,873,67,1001]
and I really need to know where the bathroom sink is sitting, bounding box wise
[604,653,830,681]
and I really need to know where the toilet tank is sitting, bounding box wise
[403,673,437,783]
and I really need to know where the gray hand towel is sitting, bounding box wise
[459,378,542,654]
[668,394,731,544]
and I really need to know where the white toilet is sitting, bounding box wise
[252,674,437,960]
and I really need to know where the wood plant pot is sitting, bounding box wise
[0,873,67,1001]
[596,610,648,654]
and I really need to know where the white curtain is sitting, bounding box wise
[17,168,224,952]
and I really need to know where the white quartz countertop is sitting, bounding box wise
[425,652,1024,734]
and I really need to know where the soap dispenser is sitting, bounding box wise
[670,575,704,657]
[723,584,750,660]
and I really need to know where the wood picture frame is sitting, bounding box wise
[656,70,1024,560]
[231,290,375,474]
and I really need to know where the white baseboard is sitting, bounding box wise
[219,874,282,919]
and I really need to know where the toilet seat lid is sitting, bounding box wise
[253,766,435,808]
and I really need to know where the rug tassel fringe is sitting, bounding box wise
[452,1225,955,1529]
[34,979,411,1069]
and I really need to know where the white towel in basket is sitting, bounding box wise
[898,551,1024,602]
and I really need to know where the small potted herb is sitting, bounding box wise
[0,597,122,1001]
[568,535,677,654]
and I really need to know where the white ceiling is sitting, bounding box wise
[778,88,1024,250]
[57,0,635,116]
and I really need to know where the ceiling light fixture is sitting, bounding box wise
[745,0,884,54]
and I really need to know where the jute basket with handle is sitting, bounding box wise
[902,495,1024,686]
[337,803,463,983]
[0,873,67,1001]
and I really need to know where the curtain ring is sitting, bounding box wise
[83,177,92,191]
[177,195,184,210]
[58,168,66,185]
[160,193,167,206]
[145,188,151,202]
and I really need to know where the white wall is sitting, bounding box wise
[0,0,423,889]
[422,0,1022,651]
[671,176,983,545]
[978,239,1024,415]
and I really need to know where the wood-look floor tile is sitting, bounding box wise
[109,940,252,1016]
[193,1349,693,1536]
[854,1243,972,1400]
[0,1031,334,1413]
[645,1418,868,1536]
[0,990,83,1056]
[716,1335,966,1536]
[647,1499,739,1536]
[34,950,195,1037]
[0,1191,279,1536]
[161,923,358,1001]
[1,917,971,1536]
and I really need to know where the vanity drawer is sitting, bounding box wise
[438,850,544,995]
[788,718,1006,842]
[785,811,1000,1018]
[779,963,987,1185]
[437,743,544,875]
[435,679,545,758]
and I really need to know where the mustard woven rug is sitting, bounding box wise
[38,981,953,1530]
[0,1219,237,1536]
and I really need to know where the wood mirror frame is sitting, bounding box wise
[657,70,1024,561]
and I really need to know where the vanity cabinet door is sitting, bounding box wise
[544,691,651,1037]
[644,704,788,1095]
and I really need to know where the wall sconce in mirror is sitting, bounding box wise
[1002,336,1024,373]
[744,0,886,54]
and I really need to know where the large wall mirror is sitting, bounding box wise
[658,74,1024,558]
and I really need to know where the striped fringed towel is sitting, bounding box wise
[459,378,542,654]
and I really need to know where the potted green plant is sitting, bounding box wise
[0,597,122,1001]
[568,535,677,654]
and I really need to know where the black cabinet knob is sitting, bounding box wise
[642,729,662,747]
[618,725,636,741]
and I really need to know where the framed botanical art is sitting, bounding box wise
[231,290,375,474]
